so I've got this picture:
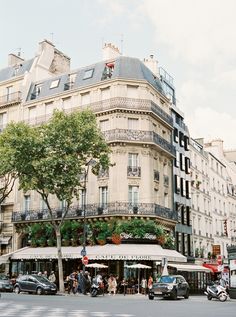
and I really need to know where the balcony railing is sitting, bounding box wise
[0,91,21,107]
[26,97,173,127]
[127,166,141,177]
[103,129,175,157]
[12,202,177,223]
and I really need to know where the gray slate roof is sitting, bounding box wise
[0,59,34,82]
[27,56,165,101]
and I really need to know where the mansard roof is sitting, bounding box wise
[0,58,34,82]
[26,56,165,101]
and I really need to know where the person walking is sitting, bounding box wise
[108,274,117,295]
[148,275,153,294]
[141,277,147,295]
[48,271,56,283]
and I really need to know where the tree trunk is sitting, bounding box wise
[56,227,64,293]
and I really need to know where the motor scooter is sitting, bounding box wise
[90,276,104,297]
[204,282,228,302]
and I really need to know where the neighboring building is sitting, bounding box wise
[171,105,191,258]
[0,40,70,256]
[190,139,213,259]
[158,65,191,258]
[190,138,236,260]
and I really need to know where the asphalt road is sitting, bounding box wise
[0,293,235,317]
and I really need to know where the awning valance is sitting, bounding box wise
[8,244,187,263]
[168,263,212,273]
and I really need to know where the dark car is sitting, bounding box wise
[14,274,57,295]
[149,275,190,300]
[0,274,13,292]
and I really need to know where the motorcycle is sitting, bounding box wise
[90,276,105,297]
[204,282,228,302]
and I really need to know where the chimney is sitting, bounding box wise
[8,53,24,67]
[143,54,158,77]
[102,43,121,60]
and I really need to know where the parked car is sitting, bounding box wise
[14,274,57,295]
[149,275,190,300]
[0,274,13,292]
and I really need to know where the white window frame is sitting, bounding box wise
[99,186,108,207]
[128,185,139,206]
[128,153,139,167]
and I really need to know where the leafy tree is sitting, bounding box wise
[0,109,111,292]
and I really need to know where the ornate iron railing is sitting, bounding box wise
[103,129,175,156]
[0,91,21,107]
[25,97,173,127]
[12,202,177,223]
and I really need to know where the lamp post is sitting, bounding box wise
[80,159,96,273]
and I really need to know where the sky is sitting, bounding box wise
[1,0,236,149]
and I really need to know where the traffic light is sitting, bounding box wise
[224,220,228,236]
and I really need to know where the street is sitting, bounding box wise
[0,293,235,317]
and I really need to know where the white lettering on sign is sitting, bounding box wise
[94,255,152,260]
[120,232,156,240]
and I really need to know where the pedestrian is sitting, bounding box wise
[68,271,77,294]
[108,274,117,295]
[148,275,153,293]
[141,277,147,295]
[48,271,56,283]
[42,270,48,279]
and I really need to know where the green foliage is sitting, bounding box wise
[118,219,166,240]
[162,233,175,249]
[1,110,111,208]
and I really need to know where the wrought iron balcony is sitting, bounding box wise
[127,166,141,177]
[79,97,173,127]
[24,98,173,130]
[12,202,177,223]
[0,91,21,107]
[103,129,175,157]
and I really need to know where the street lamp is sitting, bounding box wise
[80,159,96,272]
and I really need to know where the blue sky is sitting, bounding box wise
[1,0,236,149]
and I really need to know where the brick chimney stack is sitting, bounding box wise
[102,43,121,60]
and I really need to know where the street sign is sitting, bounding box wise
[81,247,86,257]
[82,256,89,265]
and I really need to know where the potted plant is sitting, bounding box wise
[97,232,106,245]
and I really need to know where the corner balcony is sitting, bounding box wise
[103,129,175,157]
[12,202,177,223]
[80,97,173,127]
[0,91,21,108]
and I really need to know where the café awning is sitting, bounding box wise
[202,263,220,273]
[168,263,212,272]
[8,244,187,263]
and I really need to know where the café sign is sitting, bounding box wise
[95,254,152,260]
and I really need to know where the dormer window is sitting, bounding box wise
[31,84,42,100]
[101,62,115,80]
[50,79,60,89]
[83,69,94,80]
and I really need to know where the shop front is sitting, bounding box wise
[3,244,186,284]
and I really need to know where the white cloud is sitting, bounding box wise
[141,0,236,147]
[185,107,236,150]
[142,0,236,66]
